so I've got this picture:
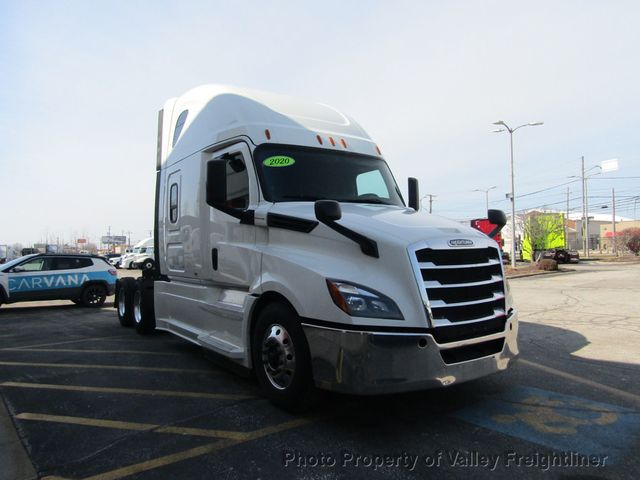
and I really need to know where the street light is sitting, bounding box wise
[569,161,601,257]
[473,186,496,212]
[492,120,544,267]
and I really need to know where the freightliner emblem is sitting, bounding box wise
[448,239,474,247]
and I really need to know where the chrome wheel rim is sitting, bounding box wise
[261,324,295,390]
[118,288,126,316]
[133,290,142,324]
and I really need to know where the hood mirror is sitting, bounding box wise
[314,200,342,223]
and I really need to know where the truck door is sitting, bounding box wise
[203,142,260,288]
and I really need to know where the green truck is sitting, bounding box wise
[522,212,566,262]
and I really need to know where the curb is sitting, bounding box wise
[507,268,573,279]
[0,395,37,480]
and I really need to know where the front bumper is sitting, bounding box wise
[302,310,518,395]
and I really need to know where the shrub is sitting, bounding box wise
[622,228,640,255]
[537,259,558,271]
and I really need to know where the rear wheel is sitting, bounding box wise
[117,278,136,327]
[252,303,314,411]
[81,284,107,307]
[133,280,155,335]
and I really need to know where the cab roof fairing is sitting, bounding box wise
[159,85,381,168]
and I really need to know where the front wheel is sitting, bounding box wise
[81,284,107,307]
[252,303,314,411]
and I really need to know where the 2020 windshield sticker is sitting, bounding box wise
[263,156,296,167]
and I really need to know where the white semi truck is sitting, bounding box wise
[119,237,154,270]
[116,85,518,408]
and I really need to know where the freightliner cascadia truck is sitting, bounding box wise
[115,85,518,409]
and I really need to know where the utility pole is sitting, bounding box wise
[565,187,570,249]
[421,194,436,213]
[581,156,587,257]
[612,188,617,255]
[428,194,435,214]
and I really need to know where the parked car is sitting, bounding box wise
[540,248,579,264]
[103,253,122,268]
[0,254,117,307]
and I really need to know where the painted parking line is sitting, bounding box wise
[1,347,182,356]
[1,335,133,351]
[1,382,253,401]
[0,361,214,374]
[520,358,640,406]
[452,385,640,463]
[22,414,312,480]
[16,413,251,440]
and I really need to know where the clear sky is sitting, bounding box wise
[1,0,638,247]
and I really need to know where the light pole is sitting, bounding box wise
[492,120,544,267]
[570,160,602,258]
[473,186,496,213]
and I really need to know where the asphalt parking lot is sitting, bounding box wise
[1,262,639,479]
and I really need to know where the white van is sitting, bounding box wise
[116,85,518,408]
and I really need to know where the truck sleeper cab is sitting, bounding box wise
[115,85,518,408]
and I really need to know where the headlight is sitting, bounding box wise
[326,280,404,320]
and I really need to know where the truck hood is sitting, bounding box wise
[266,202,495,250]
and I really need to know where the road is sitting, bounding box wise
[0,261,638,479]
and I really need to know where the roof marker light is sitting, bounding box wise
[340,138,347,148]
[329,137,336,146]
[375,145,382,155]
[316,135,323,145]
[265,129,271,140]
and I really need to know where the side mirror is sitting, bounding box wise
[206,160,227,207]
[12,266,25,273]
[314,200,342,223]
[408,177,419,211]
[487,209,507,238]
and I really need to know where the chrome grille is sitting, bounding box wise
[412,246,506,327]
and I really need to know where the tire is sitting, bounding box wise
[133,280,155,335]
[81,284,107,307]
[117,278,136,327]
[252,303,314,411]
[141,258,155,271]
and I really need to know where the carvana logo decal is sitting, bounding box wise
[448,239,474,247]
[8,272,114,292]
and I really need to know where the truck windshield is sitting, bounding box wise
[254,145,404,206]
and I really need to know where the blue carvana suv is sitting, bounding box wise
[0,254,117,307]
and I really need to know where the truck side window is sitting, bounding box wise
[225,155,249,210]
[172,110,188,147]
[169,183,179,223]
[356,170,390,199]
